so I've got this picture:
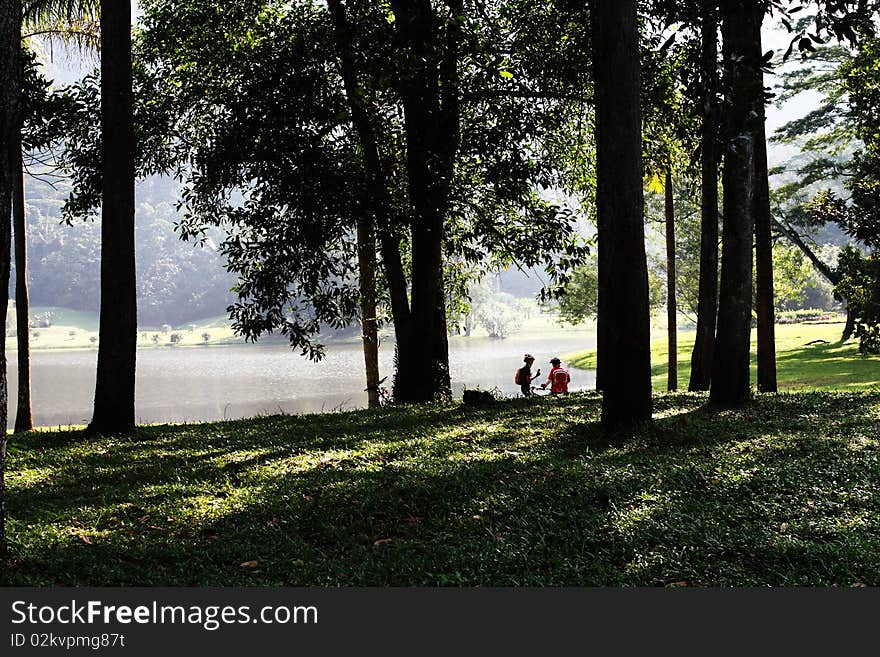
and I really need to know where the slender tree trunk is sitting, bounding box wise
[665,169,677,391]
[689,3,719,392]
[710,0,761,407]
[357,215,381,408]
[592,0,653,428]
[596,212,608,392]
[754,121,777,392]
[842,307,856,341]
[0,0,21,556]
[326,0,383,408]
[88,0,137,434]
[13,140,32,432]
[752,19,776,393]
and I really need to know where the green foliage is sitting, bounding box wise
[44,0,592,357]
[835,246,880,354]
[5,391,880,585]
[780,35,880,251]
[771,242,817,310]
[554,252,664,325]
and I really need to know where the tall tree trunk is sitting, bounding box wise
[13,137,32,432]
[390,0,457,403]
[665,169,677,391]
[842,307,856,341]
[596,212,608,392]
[754,121,777,392]
[88,0,137,434]
[357,215,381,408]
[752,18,777,393]
[327,0,383,408]
[0,0,21,556]
[592,0,653,428]
[710,0,761,407]
[689,2,719,392]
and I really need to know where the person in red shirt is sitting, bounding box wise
[541,357,570,395]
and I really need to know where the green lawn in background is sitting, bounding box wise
[565,321,880,391]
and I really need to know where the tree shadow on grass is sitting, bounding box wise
[6,392,880,586]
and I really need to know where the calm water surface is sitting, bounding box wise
[7,333,596,428]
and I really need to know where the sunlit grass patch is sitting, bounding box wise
[565,322,880,392]
[4,391,880,586]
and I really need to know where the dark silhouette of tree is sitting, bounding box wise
[0,0,21,556]
[12,137,32,432]
[755,117,778,393]
[87,0,137,434]
[689,2,719,392]
[710,0,762,406]
[326,0,382,408]
[665,168,677,391]
[592,0,653,428]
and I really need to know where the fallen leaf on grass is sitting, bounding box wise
[240,560,259,568]
[373,538,393,547]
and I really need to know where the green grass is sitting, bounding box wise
[4,390,880,586]
[564,321,880,391]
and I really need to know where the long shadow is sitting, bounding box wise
[6,391,880,586]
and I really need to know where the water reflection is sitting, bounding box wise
[7,332,596,428]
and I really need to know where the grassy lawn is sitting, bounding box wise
[5,307,246,351]
[4,390,879,586]
[564,321,880,391]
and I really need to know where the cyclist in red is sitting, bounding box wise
[541,357,570,395]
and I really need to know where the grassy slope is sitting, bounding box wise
[565,321,880,391]
[6,307,245,351]
[5,391,879,586]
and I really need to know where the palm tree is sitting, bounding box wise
[15,0,99,433]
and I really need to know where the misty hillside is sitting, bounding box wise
[16,172,236,327]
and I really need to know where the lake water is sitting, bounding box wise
[6,333,597,428]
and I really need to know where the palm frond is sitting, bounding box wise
[22,0,100,29]
[22,0,101,60]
